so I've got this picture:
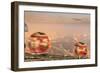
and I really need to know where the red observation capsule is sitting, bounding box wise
[28,32,51,54]
[75,42,87,58]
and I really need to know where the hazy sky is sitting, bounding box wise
[24,11,90,41]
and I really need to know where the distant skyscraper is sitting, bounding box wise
[25,23,28,32]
